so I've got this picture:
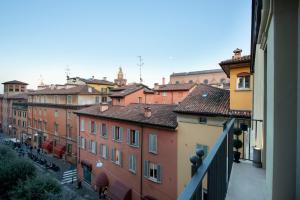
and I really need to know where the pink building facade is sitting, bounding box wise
[76,104,178,200]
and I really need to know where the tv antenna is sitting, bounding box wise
[65,66,70,79]
[137,56,144,83]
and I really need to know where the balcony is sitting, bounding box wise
[178,118,266,200]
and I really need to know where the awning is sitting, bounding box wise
[53,144,66,158]
[81,160,92,171]
[41,140,53,152]
[95,172,109,190]
[107,181,131,200]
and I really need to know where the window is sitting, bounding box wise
[80,119,85,131]
[18,120,21,127]
[100,123,108,138]
[162,92,167,97]
[54,95,59,104]
[102,97,107,103]
[22,121,26,128]
[66,124,72,138]
[149,134,157,154]
[112,126,123,142]
[129,154,137,173]
[80,137,85,149]
[199,117,207,124]
[89,140,97,154]
[95,96,100,103]
[67,111,71,119]
[54,111,58,118]
[127,129,139,147]
[43,121,47,131]
[175,81,180,84]
[67,143,72,155]
[237,75,250,89]
[67,95,72,104]
[23,112,26,118]
[189,80,193,83]
[89,121,97,134]
[54,123,58,134]
[18,111,21,117]
[138,97,142,103]
[203,79,209,84]
[144,161,162,183]
[14,110,16,116]
[111,148,122,166]
[99,144,108,159]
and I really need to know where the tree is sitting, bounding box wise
[9,176,62,200]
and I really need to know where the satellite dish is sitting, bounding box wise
[96,160,103,168]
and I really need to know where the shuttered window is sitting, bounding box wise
[129,154,137,173]
[112,126,123,142]
[89,121,97,135]
[126,129,139,147]
[99,144,108,159]
[143,160,162,183]
[80,120,85,131]
[100,123,108,138]
[149,134,157,154]
[111,147,122,166]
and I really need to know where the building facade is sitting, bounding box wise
[1,80,28,135]
[170,69,229,89]
[12,102,28,143]
[27,84,101,164]
[76,104,177,200]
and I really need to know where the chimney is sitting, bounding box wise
[99,103,109,112]
[144,107,152,118]
[162,77,166,85]
[91,76,94,80]
[154,83,159,90]
[103,77,107,81]
[232,48,242,59]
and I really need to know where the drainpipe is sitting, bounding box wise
[140,125,144,199]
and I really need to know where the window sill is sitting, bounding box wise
[128,144,139,148]
[129,169,136,174]
[112,161,121,166]
[149,151,157,155]
[147,177,161,184]
[113,139,122,143]
[100,135,108,139]
[235,88,251,91]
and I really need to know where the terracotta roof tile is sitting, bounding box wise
[75,103,178,129]
[155,83,196,91]
[174,84,251,118]
[30,85,100,95]
[110,84,147,97]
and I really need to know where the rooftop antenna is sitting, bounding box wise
[137,56,144,83]
[65,66,70,80]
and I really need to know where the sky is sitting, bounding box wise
[0,0,251,92]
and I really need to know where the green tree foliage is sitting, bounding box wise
[9,176,62,200]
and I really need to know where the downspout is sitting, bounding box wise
[140,125,144,199]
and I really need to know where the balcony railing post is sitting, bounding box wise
[190,148,204,200]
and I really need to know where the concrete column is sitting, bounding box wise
[266,0,298,199]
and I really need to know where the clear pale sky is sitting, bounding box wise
[0,0,251,92]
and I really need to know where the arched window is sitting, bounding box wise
[203,79,209,84]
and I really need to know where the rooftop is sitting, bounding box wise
[69,77,114,85]
[170,69,224,77]
[76,103,178,129]
[219,55,251,77]
[30,85,100,95]
[155,83,196,91]
[2,80,28,85]
[174,84,251,118]
[110,84,149,97]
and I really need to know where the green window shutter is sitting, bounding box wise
[119,127,123,141]
[143,160,149,178]
[100,124,102,136]
[119,151,122,167]
[127,128,130,144]
[157,164,162,183]
[196,144,208,158]
[128,155,131,170]
[136,131,140,147]
[133,155,136,172]
[88,121,91,133]
[112,126,115,140]
[99,144,103,156]
[94,123,98,134]
[94,142,97,154]
[111,148,114,161]
[148,134,152,152]
[105,145,108,159]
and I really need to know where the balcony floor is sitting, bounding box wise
[226,160,266,200]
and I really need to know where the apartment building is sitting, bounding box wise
[12,101,28,143]
[170,69,229,89]
[76,103,177,200]
[27,84,101,164]
[1,80,28,135]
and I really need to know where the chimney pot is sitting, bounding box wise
[144,107,152,118]
[233,48,242,59]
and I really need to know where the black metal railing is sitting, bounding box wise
[178,118,235,200]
